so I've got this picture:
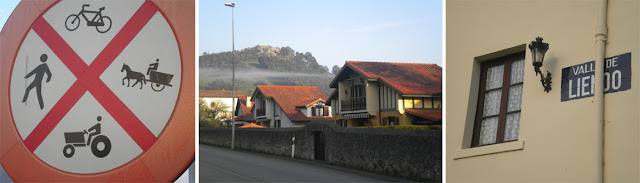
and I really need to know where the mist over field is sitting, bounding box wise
[199,68,334,96]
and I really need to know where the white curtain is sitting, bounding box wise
[479,59,524,145]
[479,117,499,145]
[486,65,504,90]
[505,59,524,141]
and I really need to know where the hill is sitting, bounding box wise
[199,45,335,96]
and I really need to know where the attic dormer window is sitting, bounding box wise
[310,105,329,117]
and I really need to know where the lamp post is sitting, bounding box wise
[225,2,236,150]
[528,37,552,93]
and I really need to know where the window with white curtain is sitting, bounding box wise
[473,52,524,147]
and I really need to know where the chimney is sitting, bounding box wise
[246,95,252,107]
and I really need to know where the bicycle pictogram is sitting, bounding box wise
[65,4,112,33]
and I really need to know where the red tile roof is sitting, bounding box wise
[237,95,255,122]
[405,109,442,122]
[199,90,242,98]
[329,61,441,95]
[226,95,255,122]
[254,85,334,122]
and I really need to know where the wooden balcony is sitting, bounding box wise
[340,97,366,112]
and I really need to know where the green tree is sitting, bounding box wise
[332,65,341,75]
[199,99,231,128]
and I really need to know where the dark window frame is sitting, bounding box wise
[471,52,525,147]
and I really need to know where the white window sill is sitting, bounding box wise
[452,140,524,160]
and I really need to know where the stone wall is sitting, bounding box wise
[200,120,441,182]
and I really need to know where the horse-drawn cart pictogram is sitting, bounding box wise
[121,58,174,92]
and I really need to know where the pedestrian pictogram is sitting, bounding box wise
[121,58,174,91]
[63,116,111,158]
[65,4,112,33]
[1,1,193,181]
[23,54,52,109]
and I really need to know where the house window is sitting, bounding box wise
[340,119,347,127]
[384,116,399,126]
[275,120,281,128]
[389,116,399,126]
[404,98,413,108]
[414,97,423,108]
[351,84,365,98]
[472,52,524,147]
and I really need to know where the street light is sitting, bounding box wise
[528,37,552,93]
[225,2,236,149]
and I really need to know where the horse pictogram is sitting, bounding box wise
[121,64,146,89]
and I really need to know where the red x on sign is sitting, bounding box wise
[24,1,158,153]
[1,0,194,181]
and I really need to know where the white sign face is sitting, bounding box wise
[9,0,181,174]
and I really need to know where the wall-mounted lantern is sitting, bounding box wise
[529,37,552,93]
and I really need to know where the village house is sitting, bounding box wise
[447,1,640,182]
[250,85,333,128]
[225,94,255,126]
[327,61,442,127]
[199,90,241,121]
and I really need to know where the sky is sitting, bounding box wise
[200,0,442,67]
[1,0,442,67]
[0,0,19,31]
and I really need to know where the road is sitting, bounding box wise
[199,144,405,182]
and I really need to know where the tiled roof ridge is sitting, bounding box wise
[342,61,441,95]
[297,98,327,107]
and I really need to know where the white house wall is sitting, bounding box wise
[278,108,294,128]
[266,99,274,119]
[300,107,309,117]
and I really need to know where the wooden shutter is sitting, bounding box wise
[312,107,316,116]
[323,106,329,116]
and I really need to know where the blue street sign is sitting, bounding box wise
[561,52,631,102]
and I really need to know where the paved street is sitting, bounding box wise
[199,144,405,182]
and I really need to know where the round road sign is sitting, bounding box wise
[0,0,194,181]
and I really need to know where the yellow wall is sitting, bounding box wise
[447,0,640,182]
[366,81,380,116]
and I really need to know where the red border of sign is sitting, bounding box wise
[0,0,195,181]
